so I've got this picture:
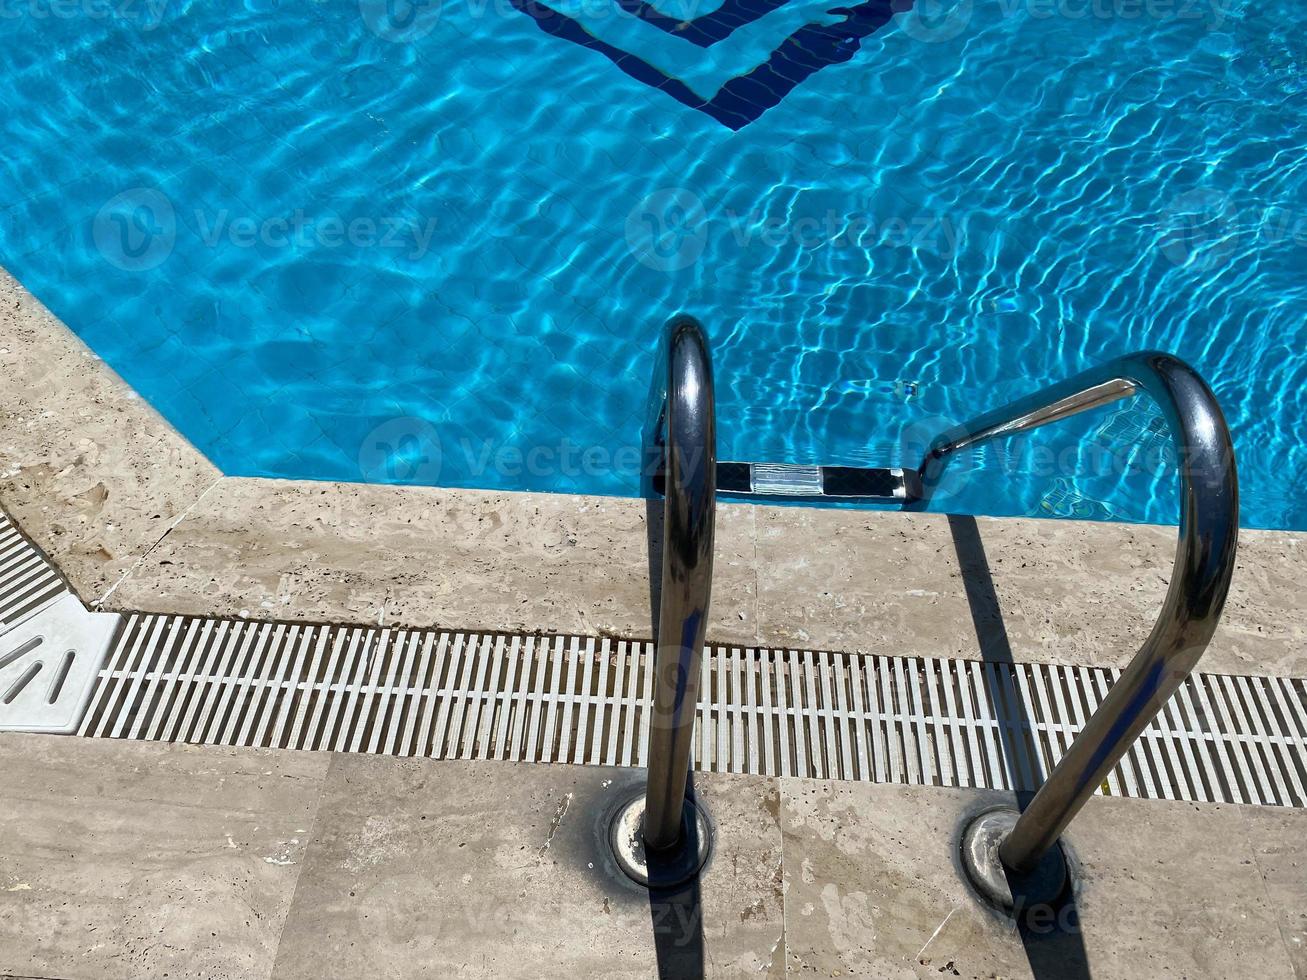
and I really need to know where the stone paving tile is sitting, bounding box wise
[777,778,1299,979]
[271,757,786,979]
[2,734,1303,978]
[755,507,1307,677]
[1242,803,1307,979]
[108,477,761,646]
[94,474,1307,678]
[0,270,220,605]
[0,733,330,980]
[1065,796,1295,979]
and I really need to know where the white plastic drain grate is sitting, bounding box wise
[76,614,1307,808]
[0,512,68,630]
[0,594,122,733]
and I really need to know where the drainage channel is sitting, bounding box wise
[75,611,1307,808]
[0,511,69,629]
[1,508,1304,807]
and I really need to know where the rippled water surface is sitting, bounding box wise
[0,0,1303,528]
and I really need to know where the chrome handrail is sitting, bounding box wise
[642,314,717,851]
[919,351,1239,875]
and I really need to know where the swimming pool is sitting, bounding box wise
[0,0,1303,529]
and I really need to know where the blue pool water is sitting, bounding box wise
[0,0,1303,529]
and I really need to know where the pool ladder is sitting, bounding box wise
[622,313,1239,909]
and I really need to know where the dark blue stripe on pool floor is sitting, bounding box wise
[509,0,909,129]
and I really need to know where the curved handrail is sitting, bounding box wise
[917,351,1239,873]
[642,314,717,851]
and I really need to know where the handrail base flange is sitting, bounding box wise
[960,807,1072,917]
[610,790,712,889]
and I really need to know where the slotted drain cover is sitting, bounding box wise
[0,511,68,629]
[0,594,122,734]
[73,615,1307,808]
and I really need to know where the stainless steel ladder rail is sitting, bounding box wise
[924,352,1240,896]
[623,334,1238,899]
[643,314,717,850]
[610,313,717,887]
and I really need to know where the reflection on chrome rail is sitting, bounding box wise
[919,352,1239,874]
[609,314,717,889]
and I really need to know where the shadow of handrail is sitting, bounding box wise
[950,514,1090,979]
[947,514,1043,797]
[646,772,708,980]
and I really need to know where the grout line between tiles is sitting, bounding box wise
[264,750,338,980]
[95,475,223,609]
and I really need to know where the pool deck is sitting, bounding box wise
[4,266,1307,978]
[2,732,1305,980]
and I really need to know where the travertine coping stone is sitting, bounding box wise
[0,732,329,980]
[106,476,1307,678]
[0,268,220,602]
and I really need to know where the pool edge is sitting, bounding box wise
[3,266,1305,678]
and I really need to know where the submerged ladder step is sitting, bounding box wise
[655,462,922,501]
[715,462,923,501]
